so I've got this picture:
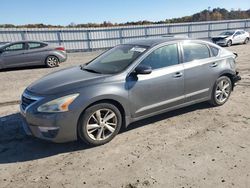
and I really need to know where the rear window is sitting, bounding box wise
[182,43,210,62]
[28,42,47,49]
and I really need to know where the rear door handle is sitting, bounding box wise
[173,72,183,78]
[210,62,218,67]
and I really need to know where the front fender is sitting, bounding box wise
[71,81,131,125]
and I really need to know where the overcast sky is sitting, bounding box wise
[0,0,249,25]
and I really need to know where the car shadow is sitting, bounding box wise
[0,65,46,72]
[0,102,212,164]
[124,102,212,132]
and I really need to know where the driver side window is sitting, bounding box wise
[140,44,179,70]
[4,43,25,52]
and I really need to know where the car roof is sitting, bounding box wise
[226,30,244,33]
[4,40,48,45]
[0,40,48,49]
[126,37,197,47]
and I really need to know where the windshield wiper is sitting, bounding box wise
[79,65,101,74]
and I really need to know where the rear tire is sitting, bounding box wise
[226,40,232,47]
[244,37,249,44]
[78,103,122,146]
[209,76,232,107]
[45,56,59,68]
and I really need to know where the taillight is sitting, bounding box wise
[55,47,65,51]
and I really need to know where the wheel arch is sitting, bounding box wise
[218,71,235,90]
[76,98,129,140]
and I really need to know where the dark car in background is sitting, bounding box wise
[0,41,67,70]
[20,38,241,146]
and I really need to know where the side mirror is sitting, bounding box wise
[0,49,3,54]
[135,64,152,75]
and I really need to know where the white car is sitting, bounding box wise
[211,30,249,47]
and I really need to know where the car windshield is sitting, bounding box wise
[82,44,148,74]
[220,31,234,36]
[0,43,10,48]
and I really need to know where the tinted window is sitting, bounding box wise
[210,46,219,56]
[4,43,24,51]
[235,31,241,36]
[28,42,45,49]
[182,43,210,62]
[140,44,179,70]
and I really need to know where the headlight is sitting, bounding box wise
[37,94,79,113]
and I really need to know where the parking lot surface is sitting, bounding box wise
[0,44,250,188]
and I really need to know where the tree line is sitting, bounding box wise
[1,8,250,28]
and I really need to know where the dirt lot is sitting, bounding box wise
[0,44,250,188]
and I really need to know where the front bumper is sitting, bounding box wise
[213,39,228,46]
[20,93,79,143]
[58,52,67,63]
[54,51,67,63]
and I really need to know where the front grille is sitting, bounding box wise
[21,95,37,110]
[212,37,225,43]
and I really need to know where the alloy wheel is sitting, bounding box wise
[86,108,118,141]
[244,38,249,44]
[47,56,59,67]
[215,79,231,103]
[227,40,232,47]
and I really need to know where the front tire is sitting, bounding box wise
[78,103,122,146]
[209,76,232,106]
[226,40,232,47]
[45,56,59,68]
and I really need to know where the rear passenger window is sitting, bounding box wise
[140,44,179,70]
[210,46,219,56]
[28,42,46,49]
[182,43,210,62]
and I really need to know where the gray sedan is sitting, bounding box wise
[0,41,67,70]
[20,38,241,146]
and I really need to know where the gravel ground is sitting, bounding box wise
[0,44,250,188]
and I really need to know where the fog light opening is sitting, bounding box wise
[38,126,59,133]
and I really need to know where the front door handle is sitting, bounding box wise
[173,72,183,78]
[210,62,218,67]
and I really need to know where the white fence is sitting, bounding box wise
[0,19,250,51]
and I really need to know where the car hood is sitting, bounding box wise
[27,66,109,95]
